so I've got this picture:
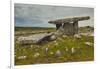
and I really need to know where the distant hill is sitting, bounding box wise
[15,27,55,31]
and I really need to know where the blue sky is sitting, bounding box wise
[15,3,94,27]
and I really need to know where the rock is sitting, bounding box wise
[71,47,75,54]
[17,33,53,44]
[55,30,63,36]
[55,50,61,57]
[34,52,40,58]
[74,34,81,39]
[84,42,93,46]
[18,56,27,59]
[50,35,57,41]
[45,48,48,54]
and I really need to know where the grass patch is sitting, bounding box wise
[15,35,94,65]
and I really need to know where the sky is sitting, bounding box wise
[14,3,94,27]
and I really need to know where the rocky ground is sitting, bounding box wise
[15,27,94,65]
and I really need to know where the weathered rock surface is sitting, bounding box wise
[17,33,57,44]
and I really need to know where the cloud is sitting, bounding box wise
[14,3,94,27]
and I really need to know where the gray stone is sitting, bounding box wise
[55,50,61,57]
[71,47,75,54]
[45,47,48,54]
[17,33,56,44]
[50,35,57,41]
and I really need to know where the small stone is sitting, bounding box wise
[45,48,48,54]
[74,34,81,39]
[34,52,40,58]
[50,35,57,41]
[55,50,61,57]
[71,47,75,54]
[18,56,27,59]
[84,42,93,46]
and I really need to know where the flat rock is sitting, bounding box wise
[17,33,56,44]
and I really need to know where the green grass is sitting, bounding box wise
[15,35,94,65]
